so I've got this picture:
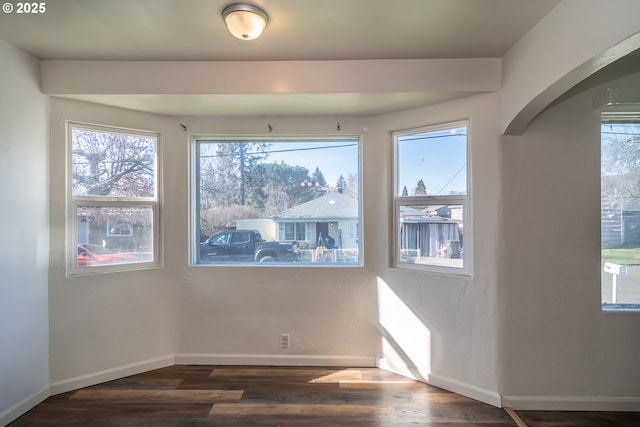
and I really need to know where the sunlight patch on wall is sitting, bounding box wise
[376,277,431,382]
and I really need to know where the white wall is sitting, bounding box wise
[499,64,640,410]
[371,93,503,405]
[48,99,182,391]
[8,2,640,418]
[46,94,503,405]
[47,106,380,388]
[0,40,50,425]
[175,116,379,365]
[36,73,640,415]
[501,0,640,134]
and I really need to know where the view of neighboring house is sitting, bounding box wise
[270,192,359,249]
[234,192,360,263]
[399,205,462,259]
[78,214,153,253]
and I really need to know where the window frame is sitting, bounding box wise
[600,112,640,311]
[189,135,363,267]
[106,220,133,237]
[392,120,471,276]
[278,222,310,241]
[66,122,162,275]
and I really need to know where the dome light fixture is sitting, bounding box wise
[222,3,269,41]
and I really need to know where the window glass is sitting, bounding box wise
[230,231,251,244]
[280,223,306,241]
[396,126,466,197]
[398,203,464,269]
[601,116,640,310]
[69,124,159,273]
[209,232,230,245]
[193,138,361,266]
[393,122,469,274]
[71,127,156,198]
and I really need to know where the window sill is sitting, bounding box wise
[602,303,640,312]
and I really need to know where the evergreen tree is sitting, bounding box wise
[401,185,409,197]
[414,179,427,196]
[200,142,270,207]
[312,166,327,187]
[250,162,314,213]
[336,175,346,194]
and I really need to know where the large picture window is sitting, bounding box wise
[68,123,159,273]
[601,114,640,310]
[192,138,361,266]
[393,122,469,274]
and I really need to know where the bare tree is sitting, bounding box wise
[71,128,155,197]
[602,125,640,208]
[342,173,359,198]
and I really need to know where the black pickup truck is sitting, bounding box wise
[200,229,299,263]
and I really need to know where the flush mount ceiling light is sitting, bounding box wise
[222,3,269,40]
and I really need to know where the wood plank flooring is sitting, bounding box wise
[7,365,640,426]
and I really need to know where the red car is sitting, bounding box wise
[77,244,137,266]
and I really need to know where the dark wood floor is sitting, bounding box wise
[8,365,640,426]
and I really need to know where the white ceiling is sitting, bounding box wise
[0,0,560,116]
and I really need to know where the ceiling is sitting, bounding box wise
[0,0,561,116]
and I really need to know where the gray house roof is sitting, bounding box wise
[399,205,459,224]
[272,192,358,222]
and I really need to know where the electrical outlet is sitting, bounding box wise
[280,334,290,349]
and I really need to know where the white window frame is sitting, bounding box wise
[278,222,312,242]
[392,120,471,276]
[67,122,162,275]
[190,135,363,267]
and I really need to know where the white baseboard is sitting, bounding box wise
[428,373,502,408]
[502,395,640,411]
[377,358,502,408]
[175,353,377,367]
[49,354,175,396]
[8,353,640,427]
[0,386,49,427]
